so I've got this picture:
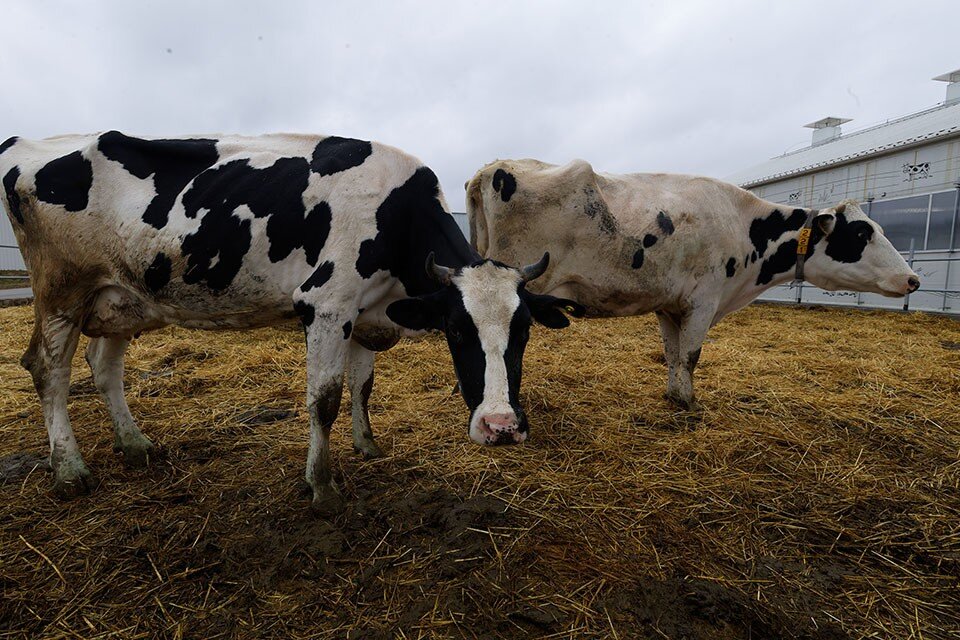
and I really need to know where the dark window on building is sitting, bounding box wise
[870,195,929,251]
[928,191,957,251]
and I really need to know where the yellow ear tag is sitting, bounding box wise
[796,228,812,255]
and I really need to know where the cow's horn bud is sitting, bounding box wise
[520,252,550,282]
[425,252,454,285]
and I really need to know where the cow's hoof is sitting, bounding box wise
[664,392,703,412]
[311,484,346,517]
[114,434,157,469]
[52,460,98,499]
[353,439,385,459]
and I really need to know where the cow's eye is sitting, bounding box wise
[857,228,871,242]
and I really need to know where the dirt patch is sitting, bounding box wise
[602,574,849,639]
[0,451,49,484]
[235,405,296,426]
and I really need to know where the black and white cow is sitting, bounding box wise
[467,159,920,410]
[0,133,582,513]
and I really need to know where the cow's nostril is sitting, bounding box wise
[908,277,920,292]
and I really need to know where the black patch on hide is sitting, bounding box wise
[98,131,220,229]
[144,252,172,292]
[492,169,517,202]
[34,151,93,212]
[310,136,373,176]
[3,167,23,224]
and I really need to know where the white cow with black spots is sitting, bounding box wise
[0,133,582,513]
[467,159,919,410]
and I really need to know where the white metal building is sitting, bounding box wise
[727,69,960,315]
[0,211,26,270]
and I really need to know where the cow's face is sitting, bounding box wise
[386,253,583,446]
[805,201,920,297]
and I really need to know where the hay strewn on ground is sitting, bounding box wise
[0,303,958,639]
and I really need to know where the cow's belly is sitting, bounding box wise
[81,284,296,337]
[543,275,669,318]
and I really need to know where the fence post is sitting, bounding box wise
[903,238,915,312]
[945,184,959,311]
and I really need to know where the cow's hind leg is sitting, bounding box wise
[85,336,156,468]
[22,312,95,497]
[347,341,384,459]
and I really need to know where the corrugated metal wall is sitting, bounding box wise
[0,213,26,270]
[754,138,960,208]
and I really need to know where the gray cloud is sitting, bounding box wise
[1,0,956,211]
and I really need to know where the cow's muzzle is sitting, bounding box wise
[878,273,921,297]
[470,412,527,446]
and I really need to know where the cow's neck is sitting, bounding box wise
[397,207,480,297]
[721,206,815,316]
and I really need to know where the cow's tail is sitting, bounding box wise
[465,169,488,255]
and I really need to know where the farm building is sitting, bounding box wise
[727,69,960,315]
[0,209,26,270]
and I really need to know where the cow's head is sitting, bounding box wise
[804,200,920,297]
[386,253,583,445]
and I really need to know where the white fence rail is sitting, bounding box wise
[0,244,26,271]
[758,249,960,315]
[1,209,27,270]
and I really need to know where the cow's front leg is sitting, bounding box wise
[347,341,384,459]
[86,336,156,468]
[672,302,718,412]
[22,313,95,497]
[298,301,354,515]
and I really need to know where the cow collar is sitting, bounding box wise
[792,208,819,285]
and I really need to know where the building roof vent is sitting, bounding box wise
[932,68,960,105]
[803,117,852,147]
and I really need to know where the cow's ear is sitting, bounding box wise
[524,292,585,329]
[815,212,836,236]
[386,296,443,331]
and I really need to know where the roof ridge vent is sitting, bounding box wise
[803,117,852,147]
[932,68,960,105]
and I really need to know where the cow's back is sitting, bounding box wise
[0,132,426,329]
[467,160,758,315]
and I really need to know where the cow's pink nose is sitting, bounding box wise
[472,413,526,445]
[482,413,518,433]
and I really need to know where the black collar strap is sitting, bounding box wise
[793,208,819,284]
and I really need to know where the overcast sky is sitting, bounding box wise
[1,0,957,211]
